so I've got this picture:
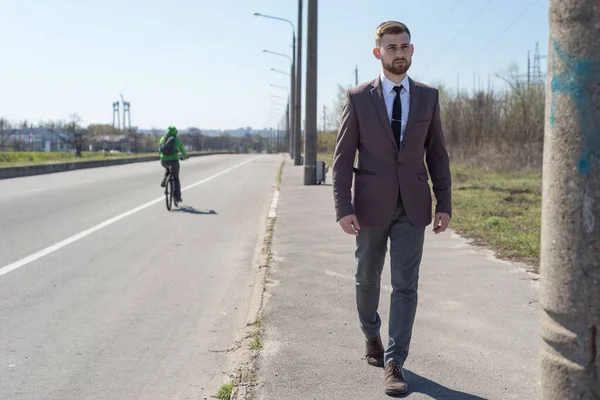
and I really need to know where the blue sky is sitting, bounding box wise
[0,0,549,131]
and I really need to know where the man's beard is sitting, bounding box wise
[383,58,411,75]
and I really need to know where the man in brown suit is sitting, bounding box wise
[332,21,452,395]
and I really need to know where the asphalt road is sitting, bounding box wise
[0,153,281,400]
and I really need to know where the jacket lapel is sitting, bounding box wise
[370,77,398,150]
[400,77,420,153]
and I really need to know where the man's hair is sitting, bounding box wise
[375,21,411,47]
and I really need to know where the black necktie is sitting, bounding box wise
[392,85,403,148]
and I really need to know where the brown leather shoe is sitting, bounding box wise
[365,336,384,367]
[384,362,408,395]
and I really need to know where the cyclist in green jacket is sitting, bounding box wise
[159,126,188,202]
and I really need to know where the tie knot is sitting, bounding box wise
[393,85,403,94]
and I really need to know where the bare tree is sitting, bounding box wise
[0,118,15,150]
[187,127,202,151]
[324,67,546,171]
[330,84,350,130]
[58,114,88,157]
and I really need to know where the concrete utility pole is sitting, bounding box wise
[294,0,303,165]
[289,37,296,159]
[304,0,317,184]
[539,1,600,399]
[290,35,296,159]
[286,104,290,153]
[288,67,296,159]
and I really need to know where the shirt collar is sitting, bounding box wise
[380,72,410,95]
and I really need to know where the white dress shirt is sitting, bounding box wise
[380,72,410,143]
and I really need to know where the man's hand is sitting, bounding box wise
[339,214,361,235]
[433,212,450,234]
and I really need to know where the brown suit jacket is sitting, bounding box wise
[332,75,452,228]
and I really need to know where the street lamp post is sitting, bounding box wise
[267,101,286,153]
[295,0,303,166]
[270,83,291,153]
[254,12,296,159]
[262,49,294,158]
[271,68,291,76]
[270,83,290,94]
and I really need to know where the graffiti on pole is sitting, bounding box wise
[549,39,600,176]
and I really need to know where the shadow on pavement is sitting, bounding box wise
[173,206,217,215]
[389,370,489,400]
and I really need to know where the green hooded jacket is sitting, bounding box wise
[158,126,188,161]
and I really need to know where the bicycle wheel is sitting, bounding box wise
[169,177,175,210]
[165,173,173,211]
[173,177,179,208]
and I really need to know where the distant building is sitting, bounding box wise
[136,127,271,137]
[91,134,136,152]
[1,128,72,152]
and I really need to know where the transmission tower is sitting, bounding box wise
[123,101,131,131]
[112,101,121,130]
[533,41,548,83]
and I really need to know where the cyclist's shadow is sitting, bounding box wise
[173,206,217,215]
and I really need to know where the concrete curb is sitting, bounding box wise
[230,157,285,400]
[0,151,235,180]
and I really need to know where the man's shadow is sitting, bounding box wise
[173,206,217,215]
[387,370,488,399]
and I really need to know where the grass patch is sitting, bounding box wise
[0,150,233,167]
[0,151,157,167]
[250,338,262,350]
[450,164,541,269]
[215,381,234,400]
[317,152,333,168]
[249,317,263,349]
[316,153,541,270]
[276,157,284,186]
[249,328,262,350]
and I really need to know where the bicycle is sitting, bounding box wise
[164,156,184,211]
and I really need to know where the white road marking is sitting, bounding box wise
[0,157,258,278]
[268,190,280,219]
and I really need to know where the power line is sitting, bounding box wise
[420,0,493,74]
[430,0,460,29]
[449,0,538,77]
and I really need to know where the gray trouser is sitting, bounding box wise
[355,198,425,367]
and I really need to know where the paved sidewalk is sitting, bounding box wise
[252,158,541,400]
